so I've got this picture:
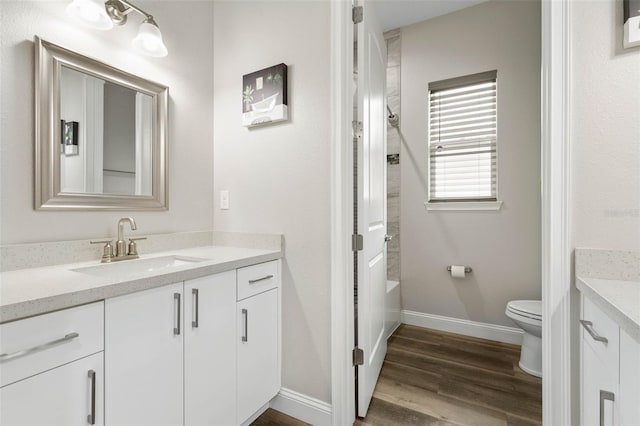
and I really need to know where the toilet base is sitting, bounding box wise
[519,332,542,378]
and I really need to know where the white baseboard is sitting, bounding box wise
[270,387,332,426]
[387,320,401,340]
[241,403,269,426]
[401,310,523,345]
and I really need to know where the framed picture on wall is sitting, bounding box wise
[624,0,640,48]
[242,63,288,127]
[62,120,79,156]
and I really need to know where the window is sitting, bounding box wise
[428,70,497,203]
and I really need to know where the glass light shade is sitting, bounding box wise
[66,0,113,30]
[132,21,168,58]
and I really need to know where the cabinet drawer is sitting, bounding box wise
[0,301,104,387]
[237,260,279,301]
[581,295,619,369]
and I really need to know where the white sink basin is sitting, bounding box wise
[71,255,209,277]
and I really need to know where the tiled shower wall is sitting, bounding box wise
[385,29,401,282]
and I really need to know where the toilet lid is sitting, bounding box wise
[507,300,541,318]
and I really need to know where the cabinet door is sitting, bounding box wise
[1,352,104,426]
[237,289,279,424]
[582,341,618,426]
[184,271,237,426]
[619,329,640,426]
[105,282,183,426]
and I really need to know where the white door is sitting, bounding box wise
[356,0,388,417]
[105,282,184,426]
[1,352,104,426]
[237,289,279,424]
[184,271,237,426]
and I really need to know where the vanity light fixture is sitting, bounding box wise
[66,0,168,57]
[66,0,113,30]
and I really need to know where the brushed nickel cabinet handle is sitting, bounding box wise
[174,293,181,335]
[242,309,248,342]
[580,320,608,343]
[87,370,96,425]
[0,332,79,362]
[248,275,274,284]
[599,390,615,426]
[192,288,199,328]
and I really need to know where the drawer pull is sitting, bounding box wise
[0,332,79,362]
[599,390,615,426]
[580,320,608,343]
[242,309,248,342]
[192,288,199,328]
[87,370,96,425]
[174,293,181,335]
[248,275,274,284]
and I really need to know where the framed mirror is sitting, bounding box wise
[34,36,168,210]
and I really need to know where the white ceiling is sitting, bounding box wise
[374,0,489,32]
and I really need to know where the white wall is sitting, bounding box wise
[0,0,214,244]
[213,1,331,403]
[103,82,136,174]
[571,0,640,251]
[400,0,541,327]
[60,67,87,193]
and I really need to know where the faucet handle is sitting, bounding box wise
[127,237,147,256]
[90,240,114,262]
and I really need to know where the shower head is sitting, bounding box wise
[386,105,399,127]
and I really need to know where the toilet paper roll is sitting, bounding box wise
[450,265,466,278]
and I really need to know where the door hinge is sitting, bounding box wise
[353,347,364,366]
[352,120,362,139]
[352,234,363,252]
[352,6,363,24]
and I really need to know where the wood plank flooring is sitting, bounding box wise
[251,408,310,426]
[252,325,542,426]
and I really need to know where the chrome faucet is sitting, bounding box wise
[90,217,146,263]
[116,217,137,257]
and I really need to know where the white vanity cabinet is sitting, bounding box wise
[580,294,640,426]
[236,261,281,424]
[0,302,105,426]
[105,272,237,426]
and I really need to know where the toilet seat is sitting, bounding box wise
[506,300,542,325]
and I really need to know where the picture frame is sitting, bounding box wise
[61,120,79,156]
[623,0,640,48]
[242,63,288,127]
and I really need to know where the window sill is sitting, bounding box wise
[424,201,503,211]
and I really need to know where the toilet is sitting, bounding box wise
[506,300,542,378]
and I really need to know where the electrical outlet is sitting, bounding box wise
[220,190,230,210]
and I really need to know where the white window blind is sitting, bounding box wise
[428,70,497,202]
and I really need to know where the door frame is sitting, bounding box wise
[330,0,356,424]
[329,0,573,424]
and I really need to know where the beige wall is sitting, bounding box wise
[213,1,331,403]
[571,0,640,251]
[399,0,542,327]
[0,1,214,244]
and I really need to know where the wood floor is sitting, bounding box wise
[253,325,542,426]
[251,408,310,426]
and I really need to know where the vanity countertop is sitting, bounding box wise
[577,277,640,342]
[0,245,282,323]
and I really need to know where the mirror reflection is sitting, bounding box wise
[60,66,153,196]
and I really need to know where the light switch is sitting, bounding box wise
[220,190,229,210]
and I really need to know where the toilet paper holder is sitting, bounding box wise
[446,266,472,273]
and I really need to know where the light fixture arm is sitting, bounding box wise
[105,0,155,26]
